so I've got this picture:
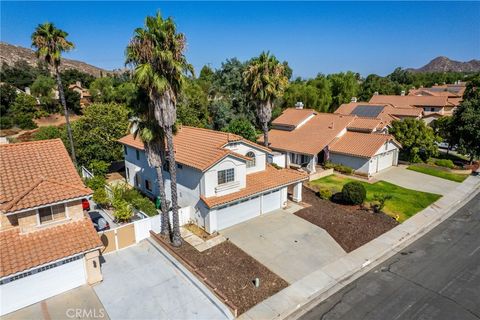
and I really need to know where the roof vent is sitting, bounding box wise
[351,97,357,103]
[295,102,304,109]
[328,121,334,129]
[401,90,405,96]
[373,91,379,96]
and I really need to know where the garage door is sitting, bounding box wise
[376,150,394,172]
[0,257,86,315]
[216,196,261,230]
[262,190,281,214]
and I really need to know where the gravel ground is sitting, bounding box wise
[294,187,398,252]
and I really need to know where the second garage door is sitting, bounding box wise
[216,196,261,230]
[376,150,394,173]
[262,190,281,214]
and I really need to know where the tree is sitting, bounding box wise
[30,75,58,113]
[210,100,234,130]
[225,118,257,141]
[64,88,81,114]
[89,77,115,103]
[60,69,95,88]
[243,51,289,147]
[70,103,130,167]
[389,118,440,162]
[451,98,480,163]
[359,74,397,101]
[327,71,360,111]
[431,116,454,153]
[126,12,192,247]
[0,60,39,89]
[177,79,209,127]
[33,125,64,141]
[32,22,77,165]
[0,83,17,115]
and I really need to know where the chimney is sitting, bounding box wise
[351,97,357,103]
[76,81,82,87]
[374,91,379,96]
[295,102,304,109]
[25,87,31,95]
[401,90,405,96]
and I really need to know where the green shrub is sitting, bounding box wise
[93,187,110,206]
[434,159,454,169]
[85,176,107,191]
[317,188,333,200]
[0,116,13,129]
[14,114,37,129]
[372,194,393,213]
[131,196,157,216]
[88,160,110,177]
[342,182,366,205]
[112,199,132,222]
[323,161,335,169]
[334,164,353,175]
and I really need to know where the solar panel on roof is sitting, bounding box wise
[351,105,384,118]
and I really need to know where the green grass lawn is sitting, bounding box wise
[407,164,469,183]
[310,175,441,222]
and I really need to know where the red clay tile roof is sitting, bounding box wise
[272,108,317,128]
[0,139,92,214]
[262,112,356,155]
[118,126,271,172]
[201,165,307,208]
[335,102,422,123]
[369,95,448,107]
[0,218,102,278]
[347,117,385,132]
[329,132,400,158]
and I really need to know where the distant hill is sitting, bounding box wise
[0,42,110,77]
[408,56,480,73]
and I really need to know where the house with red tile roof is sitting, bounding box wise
[0,139,103,316]
[261,107,401,177]
[118,126,308,234]
[68,81,92,107]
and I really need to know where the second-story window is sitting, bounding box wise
[218,168,235,185]
[136,149,140,160]
[38,204,66,224]
[145,179,152,192]
[124,145,128,155]
[246,151,256,168]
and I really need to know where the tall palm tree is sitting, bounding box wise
[31,23,76,165]
[243,52,289,147]
[126,12,192,247]
[129,94,170,236]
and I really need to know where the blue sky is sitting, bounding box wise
[1,1,479,78]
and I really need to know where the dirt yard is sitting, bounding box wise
[294,187,398,252]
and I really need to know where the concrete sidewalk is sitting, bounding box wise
[239,175,480,320]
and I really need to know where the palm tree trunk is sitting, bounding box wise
[258,100,272,147]
[262,121,269,147]
[144,139,170,236]
[55,66,77,166]
[165,126,182,247]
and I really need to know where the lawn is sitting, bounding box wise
[310,175,441,222]
[407,164,469,183]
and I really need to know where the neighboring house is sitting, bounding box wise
[335,101,422,124]
[261,107,401,177]
[68,81,92,107]
[0,139,103,316]
[118,127,307,234]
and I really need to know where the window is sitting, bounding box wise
[124,146,128,155]
[218,168,234,185]
[126,167,130,179]
[38,204,66,224]
[145,179,152,191]
[430,107,435,112]
[136,149,140,160]
[177,164,183,169]
[246,151,256,168]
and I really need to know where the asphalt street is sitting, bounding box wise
[300,193,480,320]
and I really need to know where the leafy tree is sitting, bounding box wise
[0,61,38,89]
[88,160,110,177]
[33,125,64,141]
[0,83,18,115]
[282,75,332,112]
[89,77,115,103]
[451,98,480,163]
[431,116,454,153]
[308,74,332,112]
[225,118,257,141]
[114,81,137,106]
[327,71,360,111]
[463,75,480,100]
[177,80,209,127]
[30,75,58,113]
[389,119,440,162]
[359,74,397,101]
[60,69,95,88]
[126,12,192,246]
[70,103,130,167]
[244,51,289,147]
[11,93,37,117]
[210,100,234,130]
[32,22,77,165]
[64,88,81,114]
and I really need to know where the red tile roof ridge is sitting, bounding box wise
[0,138,64,149]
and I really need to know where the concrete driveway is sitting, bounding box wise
[375,165,459,195]
[220,209,346,283]
[94,241,229,320]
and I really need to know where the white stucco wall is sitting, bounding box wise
[124,146,158,197]
[202,156,247,197]
[163,165,203,208]
[329,153,371,174]
[224,141,267,173]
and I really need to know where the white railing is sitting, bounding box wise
[81,166,94,179]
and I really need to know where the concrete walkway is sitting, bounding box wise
[93,241,229,320]
[239,176,480,320]
[221,209,346,283]
[375,165,459,195]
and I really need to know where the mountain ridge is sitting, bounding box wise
[407,56,480,73]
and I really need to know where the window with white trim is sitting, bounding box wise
[145,179,152,191]
[38,204,66,224]
[218,168,235,185]
[246,151,256,168]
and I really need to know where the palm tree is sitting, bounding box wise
[31,23,76,165]
[129,93,170,236]
[243,52,289,147]
[126,12,192,247]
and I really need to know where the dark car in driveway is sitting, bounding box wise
[88,211,110,231]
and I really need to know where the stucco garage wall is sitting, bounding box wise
[329,153,370,174]
[164,165,202,208]
[0,257,86,316]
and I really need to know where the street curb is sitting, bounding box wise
[239,176,480,320]
[145,238,234,320]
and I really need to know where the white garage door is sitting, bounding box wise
[262,190,281,214]
[216,196,261,230]
[0,257,86,316]
[376,150,394,173]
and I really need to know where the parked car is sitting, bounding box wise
[82,198,91,211]
[88,211,110,231]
